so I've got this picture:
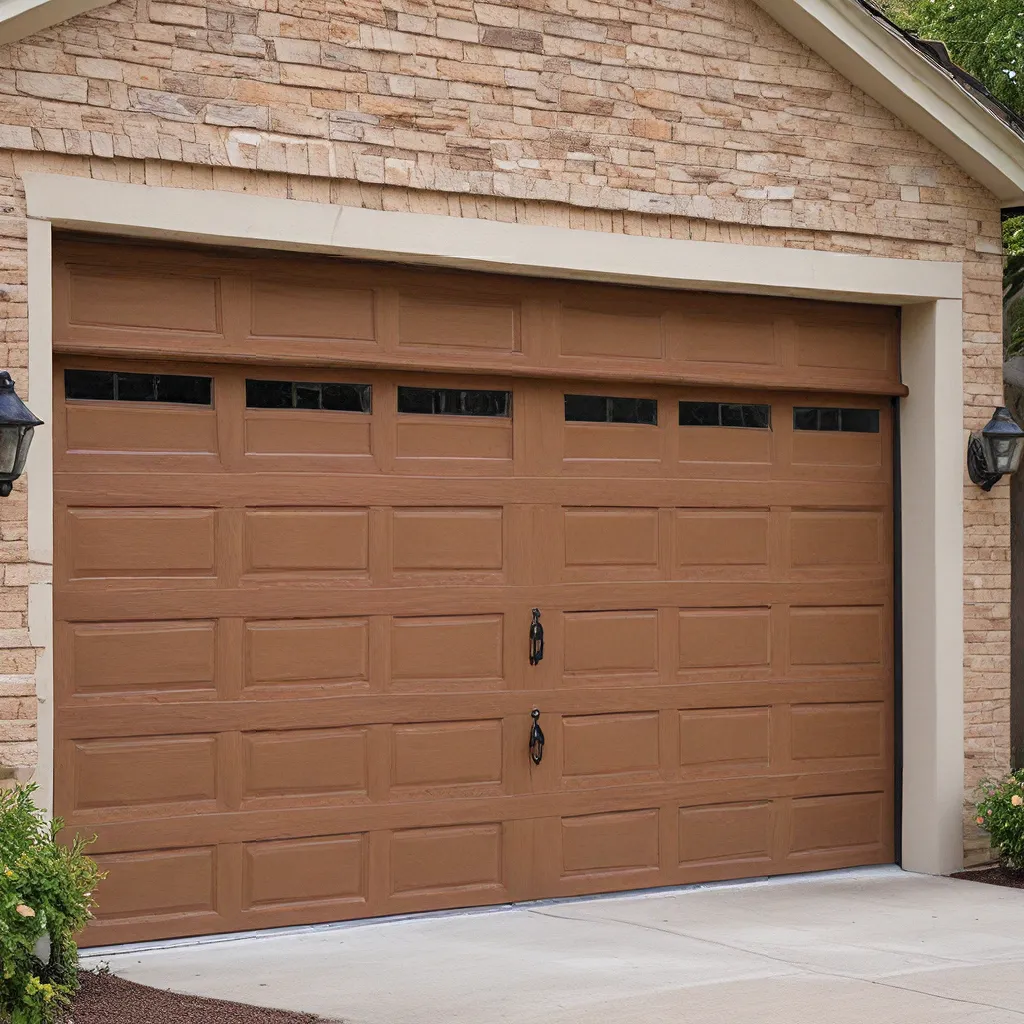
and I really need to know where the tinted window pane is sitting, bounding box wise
[246,379,371,412]
[678,402,719,426]
[321,383,371,412]
[793,407,880,433]
[398,387,511,417]
[115,372,155,402]
[65,369,211,405]
[839,409,880,433]
[679,401,770,428]
[64,369,115,401]
[156,374,212,405]
[566,394,657,424]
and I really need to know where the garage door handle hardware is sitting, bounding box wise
[530,709,545,765]
[529,608,544,665]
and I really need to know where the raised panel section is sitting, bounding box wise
[790,511,884,569]
[399,294,519,351]
[69,621,215,697]
[396,419,512,461]
[392,721,502,789]
[70,736,217,811]
[243,835,366,909]
[242,728,368,797]
[562,713,660,778]
[251,280,375,340]
[679,708,771,772]
[792,431,882,468]
[390,824,503,895]
[65,509,215,579]
[390,615,503,690]
[68,270,220,333]
[795,319,891,374]
[678,426,772,467]
[65,405,217,455]
[91,848,216,920]
[562,809,659,875]
[678,609,770,670]
[392,509,503,572]
[245,411,372,457]
[561,307,663,359]
[564,508,658,568]
[676,510,769,568]
[789,792,885,855]
[678,802,773,865]
[246,619,369,687]
[563,611,658,678]
[564,423,660,463]
[790,703,884,762]
[244,510,369,573]
[674,314,777,365]
[789,607,883,667]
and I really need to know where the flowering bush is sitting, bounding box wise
[0,785,103,1024]
[975,769,1024,871]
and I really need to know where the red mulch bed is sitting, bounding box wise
[70,970,337,1024]
[951,865,1024,890]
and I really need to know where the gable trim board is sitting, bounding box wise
[24,172,964,878]
[2,0,1023,205]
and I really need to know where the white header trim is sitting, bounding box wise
[0,0,114,44]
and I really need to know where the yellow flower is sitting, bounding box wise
[15,904,35,918]
[1012,794,1023,807]
[2,867,13,878]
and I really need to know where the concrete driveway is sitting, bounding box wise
[86,867,1024,1024]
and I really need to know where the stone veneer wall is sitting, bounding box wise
[0,0,1007,863]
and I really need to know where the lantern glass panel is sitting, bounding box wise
[0,424,20,476]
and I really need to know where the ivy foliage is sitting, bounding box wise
[1007,216,1024,359]
[0,785,103,1024]
[880,0,1024,116]
[975,769,1024,869]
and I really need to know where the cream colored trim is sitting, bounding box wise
[24,174,967,872]
[0,0,115,45]
[22,174,963,305]
[26,217,53,816]
[753,0,1024,207]
[899,300,965,874]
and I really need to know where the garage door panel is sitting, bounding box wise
[245,410,375,459]
[65,402,219,456]
[241,728,370,800]
[243,509,370,575]
[392,507,504,573]
[67,735,219,814]
[245,618,370,690]
[64,620,218,699]
[64,508,218,581]
[241,834,368,910]
[54,247,894,945]
[250,279,376,342]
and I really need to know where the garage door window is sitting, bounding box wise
[64,369,213,405]
[245,379,372,412]
[564,394,658,424]
[397,387,511,417]
[793,407,879,433]
[678,401,771,428]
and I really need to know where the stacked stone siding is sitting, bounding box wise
[0,0,1007,861]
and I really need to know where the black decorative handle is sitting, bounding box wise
[529,608,544,665]
[529,708,545,765]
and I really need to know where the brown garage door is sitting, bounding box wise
[53,239,897,946]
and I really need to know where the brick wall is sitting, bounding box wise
[0,0,1007,861]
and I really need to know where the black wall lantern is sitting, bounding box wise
[967,406,1024,491]
[0,372,42,497]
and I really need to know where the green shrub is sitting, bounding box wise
[975,769,1024,870]
[0,785,103,1024]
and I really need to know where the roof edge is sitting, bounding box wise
[0,0,115,47]
[752,0,1024,206]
